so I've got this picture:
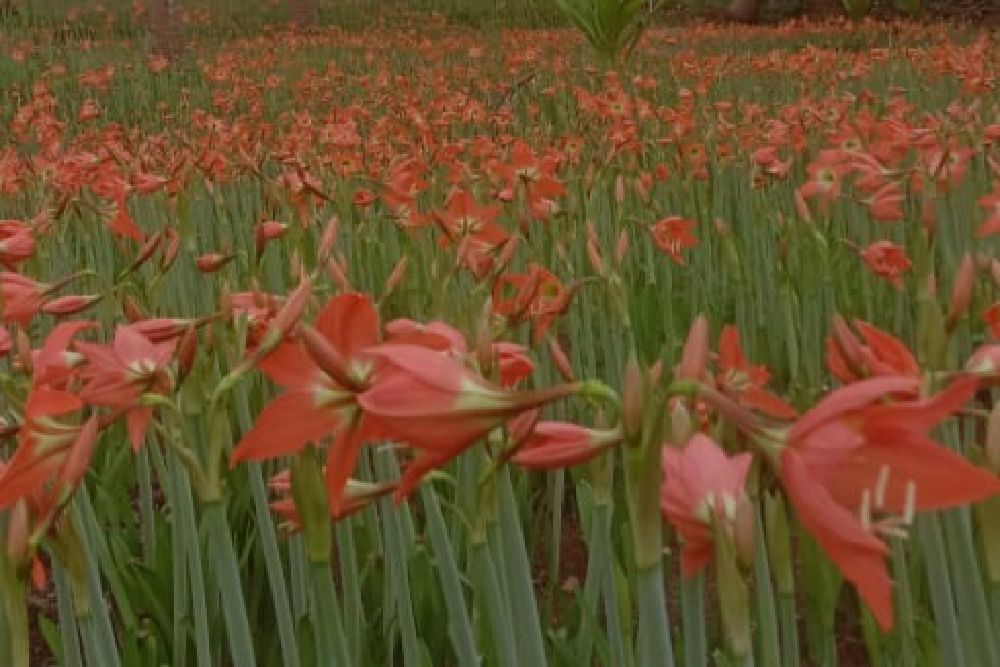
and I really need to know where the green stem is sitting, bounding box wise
[680,571,707,667]
[778,593,801,667]
[203,501,257,666]
[308,560,351,667]
[470,538,518,667]
[635,563,674,667]
[752,511,780,667]
[891,540,916,666]
[374,450,421,667]
[421,484,479,667]
[497,467,548,666]
[0,551,28,667]
[52,561,84,667]
[916,514,967,667]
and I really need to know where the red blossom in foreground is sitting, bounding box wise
[826,317,920,384]
[357,343,581,500]
[231,292,381,513]
[76,325,176,450]
[771,376,1000,630]
[661,434,753,577]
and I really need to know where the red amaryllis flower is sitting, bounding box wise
[826,317,920,384]
[232,292,381,513]
[106,195,144,242]
[651,216,698,265]
[358,343,581,498]
[1,272,50,326]
[860,241,910,289]
[717,326,797,419]
[76,325,176,450]
[513,420,622,470]
[771,376,1000,630]
[0,220,34,269]
[660,434,754,576]
[435,188,508,280]
[0,388,98,509]
[798,150,847,209]
[492,264,575,341]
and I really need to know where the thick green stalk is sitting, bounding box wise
[635,563,673,667]
[421,484,479,667]
[0,551,27,667]
[52,561,84,667]
[235,384,301,667]
[470,537,518,667]
[890,541,916,666]
[374,450,422,667]
[497,467,548,666]
[917,514,967,667]
[680,571,707,667]
[73,495,121,667]
[308,561,352,667]
[203,501,257,666]
[752,512,780,667]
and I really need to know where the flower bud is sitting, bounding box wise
[196,252,234,273]
[669,397,694,445]
[947,253,975,329]
[678,315,709,381]
[547,336,575,382]
[42,294,101,316]
[622,356,644,441]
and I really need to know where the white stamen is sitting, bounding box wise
[859,489,872,531]
[874,464,890,509]
[902,480,917,525]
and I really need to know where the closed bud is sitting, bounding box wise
[497,234,520,272]
[326,257,351,292]
[176,327,199,379]
[129,231,163,271]
[317,214,340,263]
[196,252,234,273]
[622,356,644,441]
[669,397,694,445]
[42,294,102,316]
[384,255,408,297]
[159,226,180,272]
[678,315,709,381]
[947,253,975,329]
[255,219,288,256]
[615,229,629,265]
[614,174,625,204]
[547,336,575,382]
[124,295,146,322]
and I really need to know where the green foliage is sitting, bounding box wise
[842,0,873,19]
[553,0,657,61]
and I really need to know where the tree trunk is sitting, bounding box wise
[147,0,185,61]
[289,0,319,30]
[727,0,762,23]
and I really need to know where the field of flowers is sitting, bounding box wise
[0,1,999,665]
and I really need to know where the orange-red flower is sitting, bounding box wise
[860,241,910,289]
[232,292,380,512]
[651,216,698,265]
[661,434,753,577]
[772,376,1000,630]
[717,326,797,419]
[76,325,176,450]
[358,343,581,499]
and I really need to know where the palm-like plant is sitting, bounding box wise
[554,0,660,62]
